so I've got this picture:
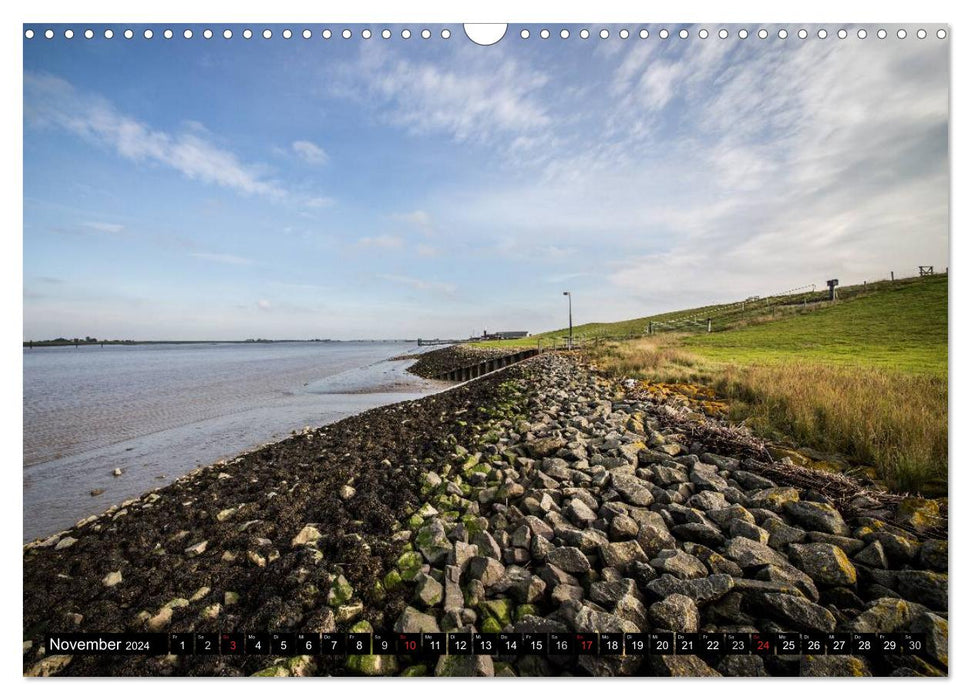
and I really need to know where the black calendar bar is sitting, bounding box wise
[38,632,927,657]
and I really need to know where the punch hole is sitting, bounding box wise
[540,29,550,39]
[342,29,352,39]
[857,29,867,39]
[917,29,927,39]
[64,29,74,39]
[698,29,709,39]
[86,29,96,39]
[718,29,728,39]
[738,29,748,39]
[464,24,507,45]
[798,29,808,39]
[143,29,152,39]
[282,29,292,39]
[659,29,669,39]
[105,29,114,39]
[520,29,529,39]
[263,29,272,39]
[817,29,827,39]
[24,28,34,39]
[324,29,334,39]
[223,29,232,39]
[580,29,590,39]
[401,28,412,39]
[679,29,688,39]
[124,29,134,39]
[837,29,847,39]
[441,29,451,39]
[619,29,630,39]
[877,29,887,39]
[758,28,768,39]
[560,29,570,39]
[380,29,390,39]
[599,29,609,39]
[778,29,788,39]
[203,29,213,40]
[302,29,311,39]
[936,29,947,39]
[183,29,192,39]
[163,29,173,39]
[639,29,648,39]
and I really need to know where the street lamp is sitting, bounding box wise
[563,291,572,349]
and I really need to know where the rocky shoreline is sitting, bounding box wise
[23,352,948,677]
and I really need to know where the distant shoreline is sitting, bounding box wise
[23,338,417,348]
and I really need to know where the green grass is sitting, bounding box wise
[563,273,948,494]
[684,274,948,375]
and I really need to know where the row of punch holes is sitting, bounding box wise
[24,26,949,41]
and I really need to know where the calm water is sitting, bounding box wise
[23,341,443,541]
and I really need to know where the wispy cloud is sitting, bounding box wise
[357,234,403,249]
[304,196,336,208]
[392,210,432,227]
[336,45,550,143]
[189,252,255,266]
[377,274,456,295]
[82,221,125,234]
[25,72,285,198]
[292,140,328,165]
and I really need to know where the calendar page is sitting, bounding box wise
[22,16,949,681]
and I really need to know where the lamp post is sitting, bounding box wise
[563,291,572,349]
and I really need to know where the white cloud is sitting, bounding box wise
[82,221,125,234]
[257,299,272,311]
[377,274,456,295]
[304,196,336,208]
[25,72,285,198]
[357,235,403,249]
[335,45,550,143]
[392,210,432,228]
[292,140,328,165]
[189,252,255,266]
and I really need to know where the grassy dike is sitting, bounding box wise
[481,275,948,495]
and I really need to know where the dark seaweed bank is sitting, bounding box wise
[396,345,511,380]
[23,366,531,677]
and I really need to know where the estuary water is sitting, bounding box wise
[23,341,443,541]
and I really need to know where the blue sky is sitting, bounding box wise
[23,24,949,340]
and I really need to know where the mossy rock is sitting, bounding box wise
[401,664,429,677]
[383,569,404,592]
[397,551,424,581]
[350,620,373,634]
[896,498,941,531]
[480,617,503,633]
[515,604,538,622]
[327,575,354,607]
[371,580,387,603]
[478,598,513,626]
[346,654,399,676]
[406,513,425,530]
[251,665,288,677]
